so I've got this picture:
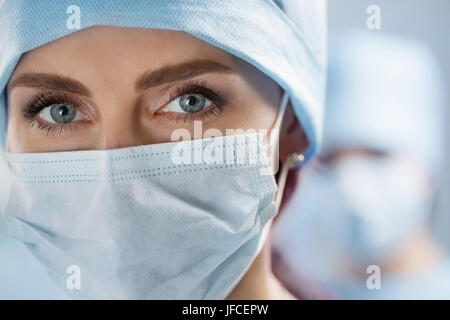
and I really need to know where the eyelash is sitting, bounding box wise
[162,80,226,122]
[22,91,88,136]
[21,81,227,134]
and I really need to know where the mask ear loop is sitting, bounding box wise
[259,152,303,253]
[271,92,305,210]
[274,152,304,210]
[256,92,304,254]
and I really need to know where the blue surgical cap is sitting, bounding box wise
[0,0,327,160]
[323,31,447,181]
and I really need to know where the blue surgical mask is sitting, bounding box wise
[0,93,290,299]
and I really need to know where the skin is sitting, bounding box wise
[6,26,308,299]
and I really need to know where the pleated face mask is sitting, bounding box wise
[0,92,291,300]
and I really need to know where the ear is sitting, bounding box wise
[274,100,309,216]
[279,101,309,162]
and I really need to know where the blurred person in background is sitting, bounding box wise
[271,32,449,299]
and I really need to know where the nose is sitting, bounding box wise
[99,126,141,150]
[95,99,147,150]
[98,119,143,150]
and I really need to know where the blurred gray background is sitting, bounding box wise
[328,0,450,248]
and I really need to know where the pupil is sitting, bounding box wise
[59,106,69,116]
[188,96,197,106]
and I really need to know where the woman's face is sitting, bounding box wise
[6,26,289,153]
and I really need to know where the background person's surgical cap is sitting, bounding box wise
[323,31,447,181]
[0,0,327,161]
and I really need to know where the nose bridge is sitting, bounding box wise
[100,124,137,151]
[96,97,142,150]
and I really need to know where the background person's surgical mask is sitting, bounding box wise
[312,154,433,264]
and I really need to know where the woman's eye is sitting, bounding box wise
[161,94,212,114]
[38,103,86,124]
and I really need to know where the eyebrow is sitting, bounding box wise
[134,59,234,91]
[8,60,235,97]
[8,73,93,97]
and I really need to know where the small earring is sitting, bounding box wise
[274,152,305,210]
[285,152,305,169]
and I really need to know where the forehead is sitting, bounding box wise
[9,26,237,83]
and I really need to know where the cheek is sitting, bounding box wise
[187,99,277,135]
[231,101,277,132]
[6,122,28,153]
[6,88,34,152]
[6,118,43,153]
[5,106,23,153]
